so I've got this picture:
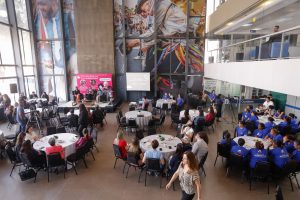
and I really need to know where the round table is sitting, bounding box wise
[156,99,176,109]
[233,136,272,150]
[258,116,283,125]
[139,134,182,159]
[33,133,78,159]
[179,110,207,121]
[125,110,152,129]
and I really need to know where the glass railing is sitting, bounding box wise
[207,25,300,63]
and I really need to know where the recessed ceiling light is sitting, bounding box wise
[227,22,234,26]
[252,27,263,31]
[262,0,273,7]
[242,23,253,27]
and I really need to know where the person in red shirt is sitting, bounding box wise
[205,106,215,124]
[113,131,127,159]
[45,137,65,159]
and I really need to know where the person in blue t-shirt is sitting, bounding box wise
[289,113,298,129]
[283,135,296,154]
[235,121,249,137]
[291,141,300,167]
[265,128,283,143]
[176,94,184,108]
[249,141,268,169]
[270,140,290,169]
[264,117,276,132]
[208,90,216,102]
[143,139,165,169]
[278,116,291,128]
[220,130,237,147]
[16,98,27,133]
[231,138,249,161]
[162,92,170,100]
[241,108,251,122]
[274,109,285,119]
[253,123,268,138]
[249,111,259,126]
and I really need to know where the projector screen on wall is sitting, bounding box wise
[126,72,150,91]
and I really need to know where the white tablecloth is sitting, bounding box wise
[27,98,48,104]
[233,136,271,150]
[33,133,77,158]
[66,109,93,116]
[125,111,152,129]
[140,134,182,159]
[156,99,176,109]
[24,108,44,114]
[179,110,207,121]
[258,116,283,125]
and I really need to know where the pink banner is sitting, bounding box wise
[76,73,113,94]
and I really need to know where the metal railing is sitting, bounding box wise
[207,25,300,63]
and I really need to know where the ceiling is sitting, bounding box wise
[216,0,300,35]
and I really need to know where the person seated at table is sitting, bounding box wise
[278,116,291,128]
[25,125,39,143]
[263,97,274,111]
[21,140,46,167]
[29,91,38,99]
[78,104,89,137]
[181,109,191,124]
[289,113,299,130]
[127,137,143,165]
[241,107,251,122]
[291,141,300,167]
[193,108,205,132]
[75,128,90,149]
[142,139,165,169]
[220,130,237,147]
[231,138,249,161]
[264,117,276,132]
[249,141,268,169]
[180,122,194,145]
[265,128,283,143]
[283,135,296,154]
[162,92,170,100]
[274,109,285,119]
[192,132,208,163]
[168,143,184,176]
[41,92,49,102]
[235,121,249,137]
[253,123,268,138]
[270,140,290,169]
[113,131,127,159]
[249,111,259,126]
[141,96,149,111]
[68,109,79,129]
[205,106,215,125]
[176,94,184,109]
[45,137,65,159]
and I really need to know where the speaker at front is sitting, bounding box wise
[9,83,18,94]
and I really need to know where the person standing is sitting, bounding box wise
[78,103,88,137]
[166,151,202,200]
[16,98,27,133]
[215,94,223,122]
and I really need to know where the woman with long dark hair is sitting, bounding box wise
[78,103,88,137]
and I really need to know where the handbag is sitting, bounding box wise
[19,169,36,181]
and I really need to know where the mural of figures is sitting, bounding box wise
[114,0,206,99]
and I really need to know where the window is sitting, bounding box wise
[0,78,19,104]
[0,66,17,77]
[14,0,29,29]
[23,66,34,76]
[24,76,36,97]
[0,0,8,23]
[0,24,15,64]
[19,30,33,65]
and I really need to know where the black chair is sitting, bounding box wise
[275,185,284,200]
[127,118,138,132]
[135,130,144,140]
[170,113,180,128]
[226,153,244,179]
[140,158,163,187]
[47,126,57,136]
[155,114,166,132]
[205,118,215,133]
[214,142,231,166]
[67,146,87,172]
[124,152,144,178]
[56,126,66,134]
[5,144,23,176]
[113,144,126,173]
[19,153,43,183]
[199,152,208,177]
[279,160,300,191]
[84,138,96,160]
[245,121,256,134]
[161,103,168,115]
[249,161,271,194]
[116,114,126,131]
[129,106,136,111]
[46,153,67,182]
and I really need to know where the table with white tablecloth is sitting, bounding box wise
[233,136,272,150]
[140,134,182,159]
[156,99,176,109]
[33,133,78,159]
[27,98,48,104]
[179,109,207,122]
[124,110,152,129]
[258,116,283,125]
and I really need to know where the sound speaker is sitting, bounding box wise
[10,83,18,94]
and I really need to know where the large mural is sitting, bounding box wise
[114,0,206,99]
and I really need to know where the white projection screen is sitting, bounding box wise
[126,72,150,91]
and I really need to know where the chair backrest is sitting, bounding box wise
[47,126,56,136]
[135,130,144,140]
[162,103,168,110]
[56,126,66,133]
[68,114,79,127]
[128,118,137,126]
[199,152,208,167]
[146,158,161,172]
[159,114,166,125]
[127,152,138,165]
[217,142,231,158]
[47,153,65,167]
[5,145,17,162]
[253,161,271,177]
[113,144,122,158]
[147,126,156,136]
[282,160,298,175]
[19,152,33,167]
[275,186,284,200]
[129,106,136,111]
[229,153,244,168]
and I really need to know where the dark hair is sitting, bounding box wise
[288,113,295,118]
[198,108,204,116]
[16,132,26,146]
[274,25,279,28]
[276,140,283,148]
[175,143,184,157]
[267,97,271,101]
[285,116,291,124]
[249,105,253,110]
[271,127,278,135]
[25,125,33,133]
[70,109,74,114]
[199,132,209,144]
[143,96,147,99]
[209,106,215,115]
[223,130,231,143]
[268,117,274,122]
[258,123,265,129]
[79,103,86,112]
[287,135,295,141]
[255,141,264,149]
[151,139,159,149]
[183,151,198,171]
[239,120,245,126]
[238,138,245,146]
[21,140,33,154]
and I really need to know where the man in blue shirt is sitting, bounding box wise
[231,138,249,161]
[264,117,276,132]
[235,121,248,137]
[291,141,300,167]
[249,141,268,168]
[241,108,251,122]
[270,140,290,169]
[142,139,165,168]
[176,94,184,108]
[208,90,216,102]
[16,98,27,132]
[162,93,170,100]
[253,123,268,138]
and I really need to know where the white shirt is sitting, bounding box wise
[263,100,274,109]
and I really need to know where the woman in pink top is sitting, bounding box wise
[45,137,64,159]
[75,128,90,149]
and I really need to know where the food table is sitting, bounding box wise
[156,99,176,109]
[124,110,152,129]
[139,134,182,159]
[233,136,272,150]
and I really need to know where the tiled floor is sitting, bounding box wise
[0,103,299,200]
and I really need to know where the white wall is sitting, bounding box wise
[204,59,300,97]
